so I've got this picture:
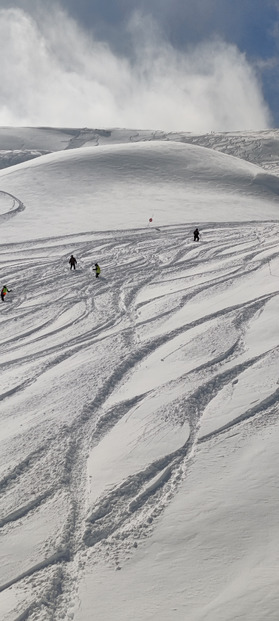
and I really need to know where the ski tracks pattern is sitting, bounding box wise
[1,221,279,619]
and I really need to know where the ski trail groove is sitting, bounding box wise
[1,222,279,617]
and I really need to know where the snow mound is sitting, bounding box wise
[0,141,279,242]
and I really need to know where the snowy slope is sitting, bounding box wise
[0,129,279,621]
[0,140,279,243]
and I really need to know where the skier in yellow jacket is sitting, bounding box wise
[94,263,101,278]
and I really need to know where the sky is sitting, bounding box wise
[1,0,279,131]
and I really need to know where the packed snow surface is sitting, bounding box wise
[0,127,279,621]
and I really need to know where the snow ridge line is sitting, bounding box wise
[199,385,279,444]
[135,288,276,338]
[0,445,47,495]
[128,464,173,512]
[0,487,55,529]
[13,602,37,621]
[13,565,64,621]
[162,344,279,467]
[91,395,145,442]
[83,443,190,547]
[0,549,69,593]
[0,377,34,402]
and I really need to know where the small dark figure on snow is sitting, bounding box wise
[1,285,11,301]
[69,254,77,270]
[193,228,200,242]
[94,263,101,278]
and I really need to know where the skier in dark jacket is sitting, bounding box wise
[69,254,77,270]
[94,263,101,278]
[193,228,200,242]
[1,285,11,301]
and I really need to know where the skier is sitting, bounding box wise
[69,254,77,270]
[93,263,101,278]
[1,285,11,301]
[193,228,200,242]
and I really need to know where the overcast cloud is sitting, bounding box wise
[0,3,272,131]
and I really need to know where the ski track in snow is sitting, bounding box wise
[1,220,279,618]
[0,190,25,222]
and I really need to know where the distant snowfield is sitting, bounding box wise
[1,127,279,621]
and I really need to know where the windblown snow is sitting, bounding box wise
[1,127,279,621]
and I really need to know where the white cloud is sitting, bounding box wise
[0,6,271,131]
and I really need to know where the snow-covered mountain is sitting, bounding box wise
[2,126,279,173]
[1,127,279,621]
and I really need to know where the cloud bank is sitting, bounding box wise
[0,6,271,131]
